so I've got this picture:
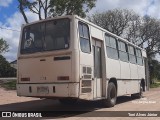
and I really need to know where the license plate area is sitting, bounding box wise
[37,86,49,94]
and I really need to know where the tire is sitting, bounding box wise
[131,83,143,99]
[59,98,78,105]
[104,82,117,107]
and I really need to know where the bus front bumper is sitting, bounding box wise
[16,83,79,98]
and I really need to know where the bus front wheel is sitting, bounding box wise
[104,82,117,107]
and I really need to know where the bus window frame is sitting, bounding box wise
[118,40,129,62]
[128,45,137,64]
[20,18,71,54]
[136,48,143,66]
[78,21,91,54]
[105,34,119,60]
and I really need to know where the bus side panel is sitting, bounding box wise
[106,58,120,79]
[126,80,140,94]
[71,17,80,83]
[137,65,145,79]
[117,80,127,96]
[91,26,104,40]
[130,63,139,79]
[117,81,140,96]
[120,61,130,79]
[79,53,93,100]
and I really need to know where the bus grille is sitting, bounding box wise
[83,67,92,74]
[82,80,91,87]
[82,88,92,93]
[81,66,92,93]
[83,75,92,79]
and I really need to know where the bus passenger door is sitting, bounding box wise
[92,39,103,98]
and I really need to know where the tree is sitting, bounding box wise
[150,59,160,83]
[0,55,16,77]
[123,14,141,45]
[0,38,9,54]
[18,0,96,23]
[50,0,96,18]
[89,9,160,85]
[89,9,160,59]
[139,17,160,59]
[89,9,138,36]
[18,0,51,23]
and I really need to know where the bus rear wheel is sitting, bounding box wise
[59,98,78,105]
[104,82,117,107]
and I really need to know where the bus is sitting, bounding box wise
[17,15,148,107]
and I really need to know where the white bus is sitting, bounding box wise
[17,15,147,107]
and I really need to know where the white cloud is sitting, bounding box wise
[89,0,158,17]
[1,0,160,62]
[1,11,39,62]
[155,54,160,61]
[0,0,13,7]
[145,0,160,19]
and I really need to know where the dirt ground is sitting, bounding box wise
[0,87,160,120]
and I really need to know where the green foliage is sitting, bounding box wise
[0,55,16,77]
[150,60,160,83]
[0,80,16,90]
[50,0,96,18]
[0,38,9,54]
[150,82,160,88]
[18,0,96,23]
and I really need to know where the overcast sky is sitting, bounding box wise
[0,0,160,62]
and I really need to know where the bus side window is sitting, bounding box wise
[136,49,143,65]
[128,45,136,64]
[118,41,129,62]
[78,22,91,53]
[105,34,119,60]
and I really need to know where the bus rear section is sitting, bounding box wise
[17,16,80,101]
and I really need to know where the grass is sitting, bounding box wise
[150,82,160,88]
[0,80,16,90]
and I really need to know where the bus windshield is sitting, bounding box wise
[20,18,70,54]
